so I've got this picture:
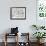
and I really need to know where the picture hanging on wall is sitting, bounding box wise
[10,7,26,20]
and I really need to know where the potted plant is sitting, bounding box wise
[33,32,46,43]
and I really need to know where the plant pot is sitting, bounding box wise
[40,38,45,43]
[37,39,40,43]
[37,39,45,44]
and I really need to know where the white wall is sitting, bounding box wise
[0,0,37,42]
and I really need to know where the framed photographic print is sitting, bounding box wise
[10,7,26,20]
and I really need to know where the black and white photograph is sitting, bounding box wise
[10,7,26,20]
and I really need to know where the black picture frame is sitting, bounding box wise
[10,7,26,20]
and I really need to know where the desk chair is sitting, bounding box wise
[18,33,30,46]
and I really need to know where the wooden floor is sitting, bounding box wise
[0,42,46,46]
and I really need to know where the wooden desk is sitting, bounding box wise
[4,33,30,46]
